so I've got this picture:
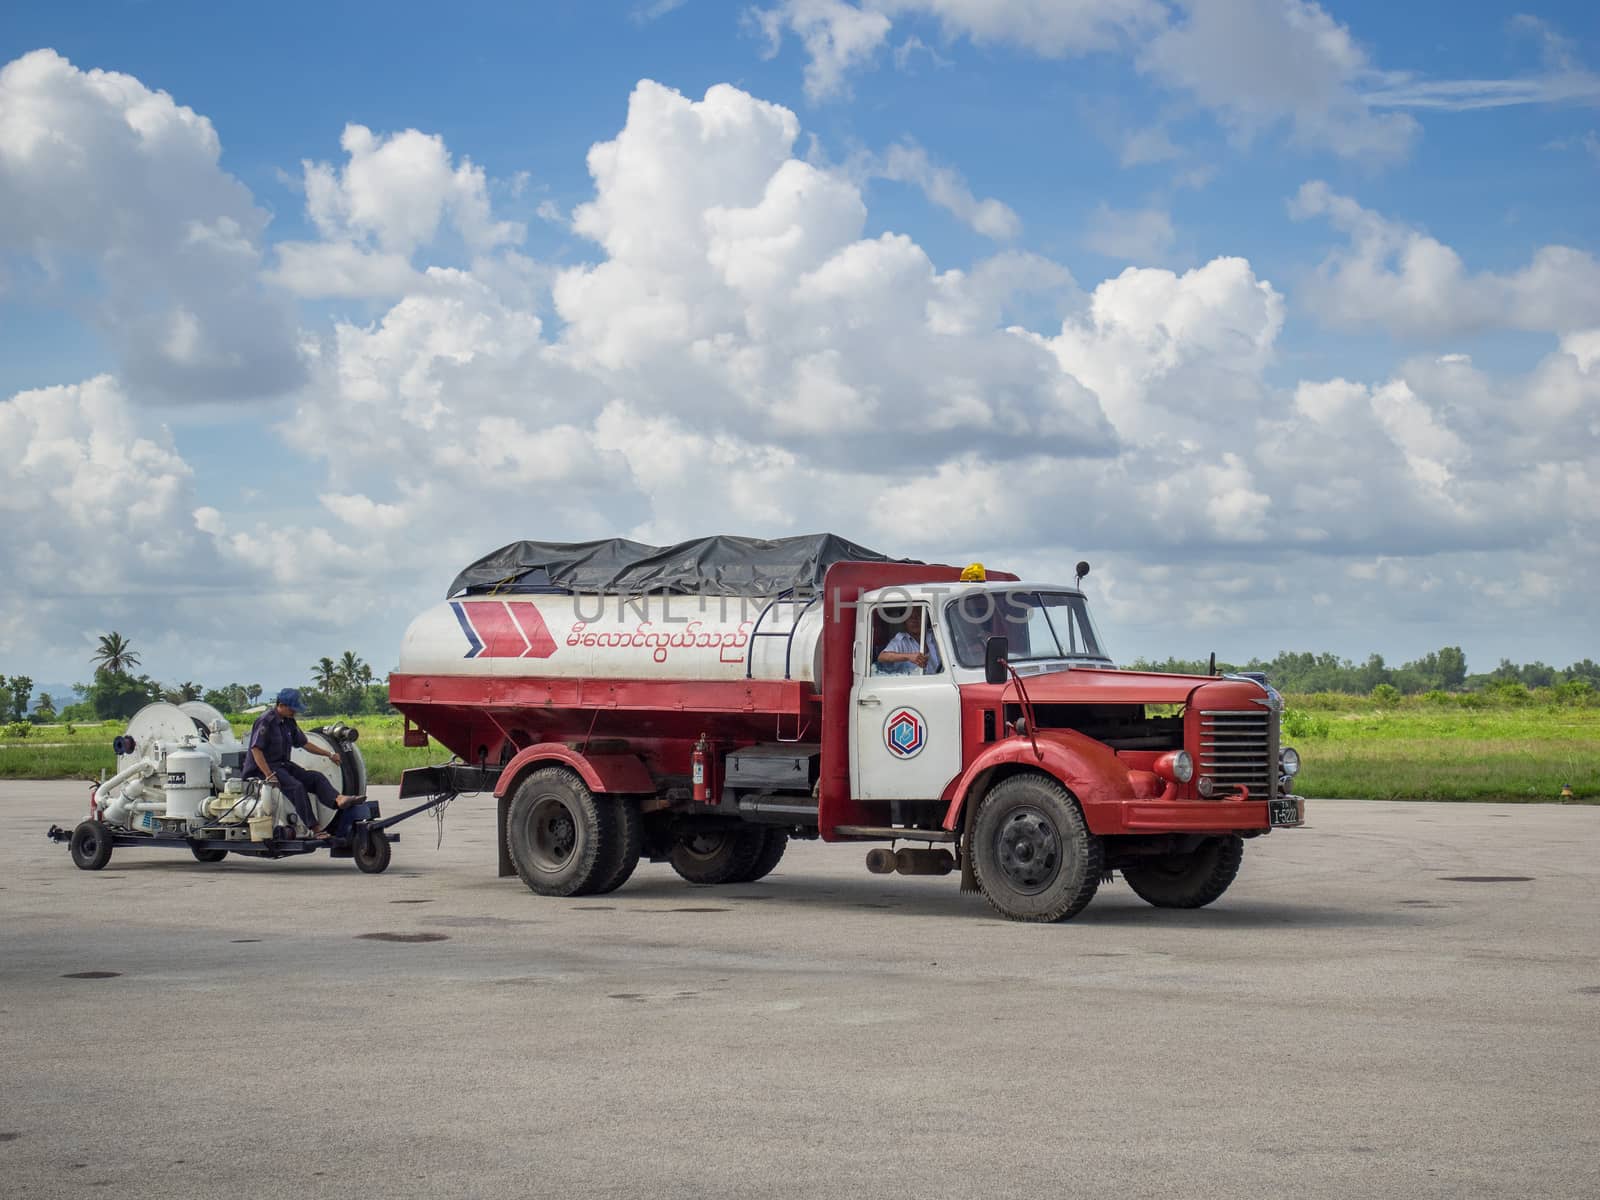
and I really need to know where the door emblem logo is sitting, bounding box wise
[884,707,926,759]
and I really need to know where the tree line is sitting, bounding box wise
[1127,646,1600,699]
[2,633,393,723]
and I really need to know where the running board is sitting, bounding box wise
[832,825,956,843]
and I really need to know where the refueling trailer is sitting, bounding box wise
[48,701,408,873]
[392,534,1307,922]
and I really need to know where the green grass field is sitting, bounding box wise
[3,699,1595,802]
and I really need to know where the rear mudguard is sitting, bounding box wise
[493,743,655,878]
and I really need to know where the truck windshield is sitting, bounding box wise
[944,590,1106,668]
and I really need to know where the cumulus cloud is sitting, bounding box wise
[0,49,302,401]
[269,123,524,299]
[1291,181,1600,337]
[0,376,220,658]
[1040,256,1283,444]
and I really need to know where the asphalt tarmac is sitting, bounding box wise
[2,781,1597,1199]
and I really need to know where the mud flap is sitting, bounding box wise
[959,802,979,894]
[497,792,514,878]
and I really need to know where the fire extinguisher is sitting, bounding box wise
[691,733,709,804]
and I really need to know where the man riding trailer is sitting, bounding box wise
[391,534,1306,922]
[243,688,365,837]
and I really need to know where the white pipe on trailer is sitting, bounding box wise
[94,758,158,824]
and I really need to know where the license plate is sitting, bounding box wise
[1269,796,1303,826]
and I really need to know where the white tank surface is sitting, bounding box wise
[162,748,212,820]
[398,593,826,683]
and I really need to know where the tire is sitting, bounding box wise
[353,827,392,875]
[734,829,788,883]
[589,796,643,895]
[69,820,114,871]
[972,774,1102,922]
[190,845,228,864]
[669,826,765,885]
[506,768,615,896]
[1122,836,1243,909]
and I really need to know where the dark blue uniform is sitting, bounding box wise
[243,709,338,832]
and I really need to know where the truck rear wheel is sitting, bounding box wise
[190,845,228,864]
[506,768,615,896]
[590,797,642,895]
[972,775,1102,922]
[1122,836,1243,909]
[734,829,788,883]
[669,827,764,885]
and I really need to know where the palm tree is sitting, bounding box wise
[245,684,262,705]
[92,632,141,675]
[311,657,339,694]
[338,650,366,692]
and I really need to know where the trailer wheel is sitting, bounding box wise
[353,827,392,875]
[669,826,764,885]
[69,821,114,871]
[972,774,1102,922]
[734,830,788,883]
[506,768,614,896]
[190,845,228,864]
[1122,836,1243,909]
[590,797,642,895]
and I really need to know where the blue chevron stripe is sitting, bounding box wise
[450,601,484,659]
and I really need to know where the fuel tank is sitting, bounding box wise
[397,593,825,683]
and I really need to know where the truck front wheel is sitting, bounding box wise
[669,827,764,885]
[1121,836,1243,909]
[506,768,615,896]
[972,775,1102,922]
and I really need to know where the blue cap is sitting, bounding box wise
[275,687,306,712]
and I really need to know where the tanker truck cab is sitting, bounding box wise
[849,582,1116,801]
[850,590,961,800]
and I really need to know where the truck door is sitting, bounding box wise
[850,601,962,801]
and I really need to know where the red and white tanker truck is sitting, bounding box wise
[390,535,1305,922]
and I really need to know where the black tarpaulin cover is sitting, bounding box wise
[447,533,909,597]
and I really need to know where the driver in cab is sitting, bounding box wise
[876,608,942,675]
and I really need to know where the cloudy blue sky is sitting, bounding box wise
[2,0,1597,693]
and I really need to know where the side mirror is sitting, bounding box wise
[984,636,1009,685]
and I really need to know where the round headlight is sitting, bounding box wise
[1171,750,1194,783]
[1196,775,1216,798]
[1280,746,1301,777]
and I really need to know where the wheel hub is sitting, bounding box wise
[528,796,578,869]
[995,806,1061,894]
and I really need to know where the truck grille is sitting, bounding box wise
[1199,709,1276,799]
